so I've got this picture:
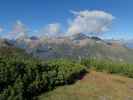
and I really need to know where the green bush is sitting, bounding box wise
[81,58,133,77]
[0,56,86,100]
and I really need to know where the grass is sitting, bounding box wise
[38,70,133,100]
[81,58,133,78]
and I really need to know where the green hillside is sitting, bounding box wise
[0,44,86,100]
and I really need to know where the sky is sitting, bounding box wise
[0,0,133,40]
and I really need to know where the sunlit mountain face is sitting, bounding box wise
[0,33,131,63]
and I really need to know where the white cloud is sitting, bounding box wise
[10,20,28,34]
[40,23,62,37]
[67,10,115,35]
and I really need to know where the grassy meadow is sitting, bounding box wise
[39,58,133,100]
[39,70,133,100]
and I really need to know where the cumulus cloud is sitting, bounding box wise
[40,23,61,38]
[10,20,28,35]
[8,20,29,40]
[67,10,115,35]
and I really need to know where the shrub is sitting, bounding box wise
[0,57,86,100]
[81,58,133,77]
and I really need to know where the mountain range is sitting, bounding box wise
[0,33,133,63]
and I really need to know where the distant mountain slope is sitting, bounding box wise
[0,38,13,47]
[106,39,133,49]
[3,33,133,63]
[0,38,32,60]
[125,40,133,49]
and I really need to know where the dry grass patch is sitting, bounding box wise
[39,70,133,100]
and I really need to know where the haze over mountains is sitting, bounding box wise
[124,40,133,49]
[1,32,133,63]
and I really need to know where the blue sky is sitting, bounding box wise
[0,0,133,39]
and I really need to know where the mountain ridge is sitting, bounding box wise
[1,33,133,63]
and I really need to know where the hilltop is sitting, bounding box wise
[39,70,133,100]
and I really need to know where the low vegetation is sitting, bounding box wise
[0,47,86,100]
[81,58,133,78]
[1,47,133,100]
[39,71,133,100]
